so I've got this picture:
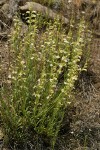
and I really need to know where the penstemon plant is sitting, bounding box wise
[1,12,90,149]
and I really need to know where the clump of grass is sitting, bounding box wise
[1,12,89,149]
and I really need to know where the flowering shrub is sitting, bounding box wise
[0,14,89,149]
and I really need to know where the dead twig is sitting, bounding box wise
[0,32,8,40]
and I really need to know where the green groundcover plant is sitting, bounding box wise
[0,13,90,149]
